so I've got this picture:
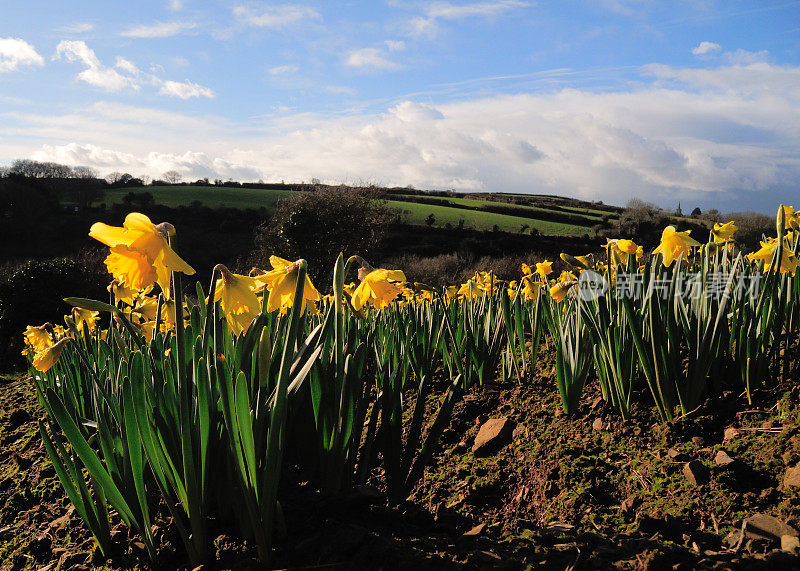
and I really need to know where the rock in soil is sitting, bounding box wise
[472,417,515,456]
[784,463,800,488]
[782,535,800,553]
[683,460,710,486]
[744,513,799,542]
[714,450,735,466]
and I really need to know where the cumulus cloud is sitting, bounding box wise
[8,60,800,212]
[121,21,198,38]
[53,40,213,98]
[0,38,44,73]
[346,48,401,71]
[54,40,138,92]
[692,41,721,56]
[159,80,215,99]
[407,0,531,37]
[32,143,261,181]
[233,4,320,28]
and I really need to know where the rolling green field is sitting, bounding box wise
[388,200,590,236]
[396,194,611,223]
[104,186,293,209]
[102,185,594,236]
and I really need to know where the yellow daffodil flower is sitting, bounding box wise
[747,238,799,275]
[214,265,262,335]
[71,308,99,334]
[23,324,52,355]
[90,212,195,298]
[535,261,553,281]
[549,281,576,303]
[652,226,701,267]
[712,221,737,244]
[256,256,320,316]
[779,205,799,232]
[351,267,407,311]
[32,338,69,372]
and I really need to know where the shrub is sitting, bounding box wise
[251,187,397,282]
[0,252,108,370]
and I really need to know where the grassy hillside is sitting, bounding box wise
[103,185,596,237]
[104,185,292,209]
[388,200,590,236]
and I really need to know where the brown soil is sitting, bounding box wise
[2,359,800,570]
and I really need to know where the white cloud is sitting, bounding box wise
[54,40,139,92]
[121,21,198,38]
[269,64,298,75]
[167,0,185,12]
[58,22,95,34]
[31,143,260,181]
[725,49,769,65]
[115,57,141,76]
[0,38,44,73]
[427,0,532,19]
[346,48,401,71]
[233,4,321,28]
[385,40,406,52]
[53,40,213,98]
[407,0,531,37]
[692,41,721,56]
[7,60,800,212]
[159,80,215,99]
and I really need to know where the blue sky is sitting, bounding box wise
[1,1,799,212]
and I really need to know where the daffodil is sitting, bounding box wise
[606,239,639,267]
[108,279,144,306]
[507,280,518,299]
[535,261,553,281]
[23,324,52,355]
[32,338,69,372]
[90,212,195,298]
[560,253,591,270]
[255,256,320,316]
[458,274,487,298]
[520,277,541,301]
[779,205,799,232]
[351,267,407,311]
[712,221,737,244]
[549,281,576,303]
[652,226,701,267]
[214,265,262,335]
[71,308,99,334]
[747,238,799,275]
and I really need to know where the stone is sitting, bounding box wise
[744,513,798,542]
[668,448,688,461]
[592,418,604,431]
[784,464,800,488]
[782,535,800,553]
[723,427,740,442]
[683,460,710,486]
[472,417,515,456]
[462,523,486,538]
[714,450,735,467]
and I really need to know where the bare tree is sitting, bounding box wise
[105,172,123,184]
[162,170,182,184]
[9,159,72,178]
[72,166,97,179]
